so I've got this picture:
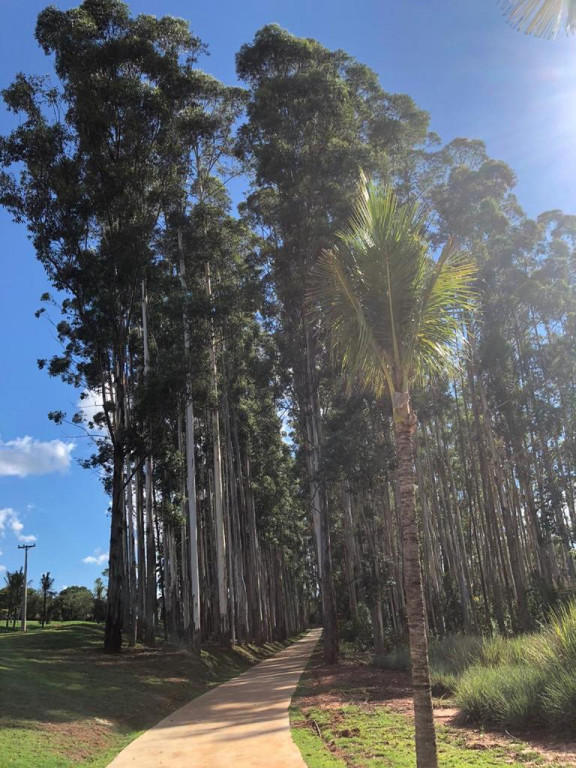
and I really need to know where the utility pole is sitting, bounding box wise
[18,543,36,632]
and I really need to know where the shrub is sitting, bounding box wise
[374,643,411,671]
[339,603,374,652]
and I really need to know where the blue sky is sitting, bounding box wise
[1,0,576,593]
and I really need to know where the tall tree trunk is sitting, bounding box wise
[179,229,201,651]
[205,261,228,639]
[343,483,359,620]
[124,466,137,646]
[135,466,146,642]
[105,350,127,654]
[303,312,337,662]
[105,440,126,653]
[393,402,438,768]
[141,278,156,645]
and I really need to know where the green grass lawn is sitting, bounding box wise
[0,621,289,767]
[291,705,549,768]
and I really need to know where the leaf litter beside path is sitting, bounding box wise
[290,648,576,768]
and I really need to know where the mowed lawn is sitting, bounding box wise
[0,621,289,767]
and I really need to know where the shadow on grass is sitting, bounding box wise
[0,622,290,735]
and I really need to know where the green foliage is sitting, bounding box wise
[2,569,24,627]
[377,643,412,671]
[452,602,576,731]
[52,586,94,621]
[541,667,576,726]
[457,665,546,729]
[339,603,373,652]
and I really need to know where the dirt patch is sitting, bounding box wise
[40,718,117,762]
[297,656,576,766]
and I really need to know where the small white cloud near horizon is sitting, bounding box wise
[0,436,75,478]
[82,548,108,566]
[0,565,6,573]
[0,508,37,544]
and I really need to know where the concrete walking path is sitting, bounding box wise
[107,627,322,768]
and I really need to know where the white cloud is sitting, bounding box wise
[0,565,5,573]
[77,389,106,432]
[82,549,108,566]
[0,508,37,544]
[0,436,75,477]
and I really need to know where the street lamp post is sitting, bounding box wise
[18,543,36,632]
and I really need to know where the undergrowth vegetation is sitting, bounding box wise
[379,602,576,731]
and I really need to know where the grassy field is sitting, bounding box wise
[0,621,290,767]
[290,647,574,767]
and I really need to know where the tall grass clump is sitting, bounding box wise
[455,601,576,731]
[378,602,576,731]
[456,664,546,728]
[375,633,484,693]
[540,601,576,728]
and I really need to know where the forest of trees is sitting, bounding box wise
[1,0,575,729]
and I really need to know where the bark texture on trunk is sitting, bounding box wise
[105,440,125,653]
[394,413,438,768]
[178,229,202,651]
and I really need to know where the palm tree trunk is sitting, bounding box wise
[394,414,438,768]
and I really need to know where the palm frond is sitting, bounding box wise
[409,247,477,381]
[501,0,576,38]
[337,181,429,371]
[310,245,393,398]
[309,178,477,402]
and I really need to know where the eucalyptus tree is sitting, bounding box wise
[313,179,476,768]
[0,0,207,652]
[237,23,429,662]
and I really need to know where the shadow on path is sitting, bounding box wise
[107,628,322,768]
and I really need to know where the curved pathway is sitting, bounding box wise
[107,628,321,768]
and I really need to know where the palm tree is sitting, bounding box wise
[502,0,576,37]
[40,572,55,627]
[311,180,476,768]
